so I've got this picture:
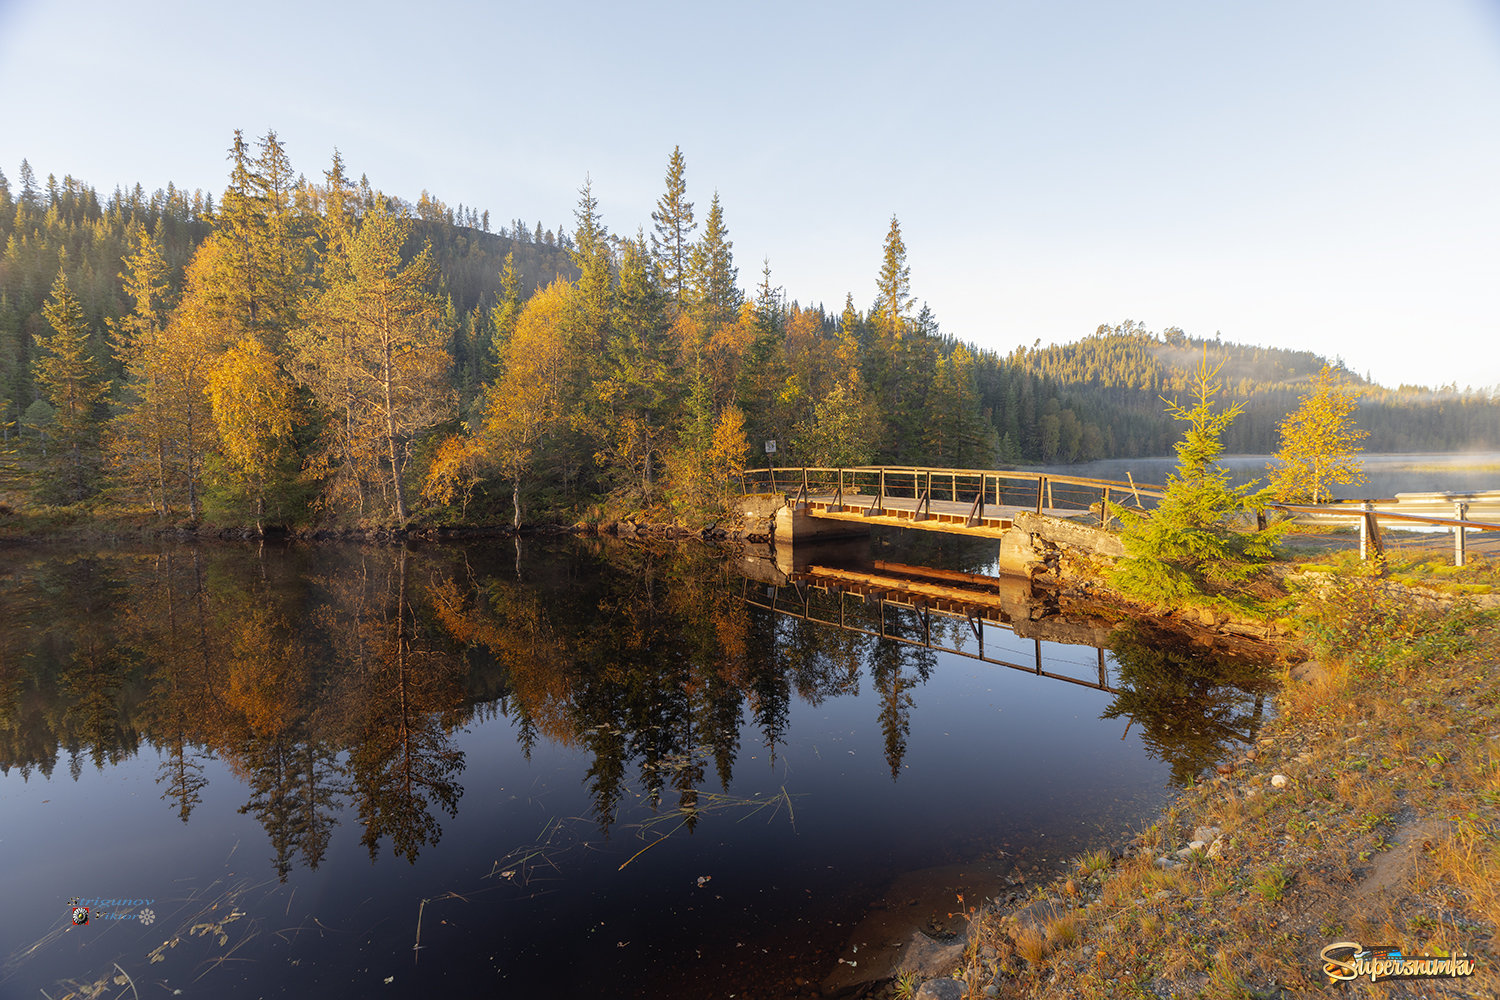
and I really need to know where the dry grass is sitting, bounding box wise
[1014,924,1049,965]
[1044,913,1080,950]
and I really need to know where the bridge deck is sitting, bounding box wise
[797,492,1086,538]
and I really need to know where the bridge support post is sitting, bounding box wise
[1456,501,1468,567]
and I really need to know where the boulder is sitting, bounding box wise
[914,979,966,1000]
[892,930,966,978]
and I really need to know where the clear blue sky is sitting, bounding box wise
[2,0,1497,390]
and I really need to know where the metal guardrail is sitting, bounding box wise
[1272,500,1500,566]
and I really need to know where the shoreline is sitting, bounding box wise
[847,589,1499,999]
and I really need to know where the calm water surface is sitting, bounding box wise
[0,533,1270,998]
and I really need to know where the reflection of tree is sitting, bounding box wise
[345,550,466,864]
[0,536,1025,875]
[158,736,208,823]
[133,552,219,823]
[745,609,790,765]
[50,558,133,772]
[1103,624,1271,787]
[868,608,936,780]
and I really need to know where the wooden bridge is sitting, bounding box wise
[741,466,1164,541]
[743,466,1500,566]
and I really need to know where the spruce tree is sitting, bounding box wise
[649,146,695,304]
[875,214,913,343]
[34,267,108,499]
[487,250,522,369]
[1111,358,1280,609]
[688,192,739,327]
[570,174,614,364]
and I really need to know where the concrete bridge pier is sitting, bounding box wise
[773,503,871,545]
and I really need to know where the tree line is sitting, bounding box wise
[3,136,1496,528]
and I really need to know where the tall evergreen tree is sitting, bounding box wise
[649,146,695,304]
[596,232,671,500]
[18,159,38,209]
[487,250,522,369]
[570,174,613,356]
[107,229,178,513]
[688,192,739,327]
[34,267,108,499]
[875,214,913,343]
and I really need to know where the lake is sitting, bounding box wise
[0,532,1273,998]
[1033,451,1500,499]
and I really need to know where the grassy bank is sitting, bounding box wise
[902,571,1500,999]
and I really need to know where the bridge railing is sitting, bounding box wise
[742,465,1166,524]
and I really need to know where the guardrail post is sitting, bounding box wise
[1359,502,1384,563]
[1035,475,1045,515]
[1456,501,1468,567]
[1101,486,1110,527]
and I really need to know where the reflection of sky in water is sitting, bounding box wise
[0,542,1257,998]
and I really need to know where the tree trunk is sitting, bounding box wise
[156,435,170,520]
[512,477,521,530]
[383,339,408,521]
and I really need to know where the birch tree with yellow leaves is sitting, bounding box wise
[1268,365,1368,504]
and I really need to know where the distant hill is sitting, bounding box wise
[991,321,1498,459]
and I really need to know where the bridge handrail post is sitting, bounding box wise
[1035,475,1046,515]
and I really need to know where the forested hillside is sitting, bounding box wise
[1000,322,1500,460]
[1,134,1495,528]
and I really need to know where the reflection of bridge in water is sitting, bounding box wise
[740,552,1117,693]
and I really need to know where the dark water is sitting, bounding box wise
[0,533,1271,998]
